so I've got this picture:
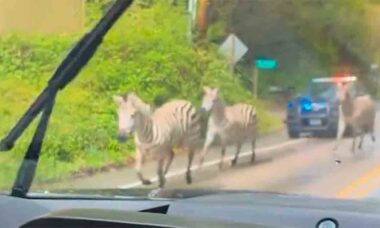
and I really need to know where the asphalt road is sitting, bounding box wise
[40,113,380,200]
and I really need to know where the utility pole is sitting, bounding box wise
[187,0,197,42]
[196,0,209,42]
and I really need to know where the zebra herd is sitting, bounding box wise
[113,86,257,188]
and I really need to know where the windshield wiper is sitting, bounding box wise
[0,0,134,198]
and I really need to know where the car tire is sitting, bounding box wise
[323,129,337,138]
[288,129,300,138]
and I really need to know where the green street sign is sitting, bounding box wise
[255,57,277,69]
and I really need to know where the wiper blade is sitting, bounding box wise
[3,0,134,197]
[11,96,57,197]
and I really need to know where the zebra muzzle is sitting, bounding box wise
[117,132,128,143]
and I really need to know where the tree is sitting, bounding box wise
[196,0,209,42]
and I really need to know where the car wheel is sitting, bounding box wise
[288,129,300,138]
[323,130,337,138]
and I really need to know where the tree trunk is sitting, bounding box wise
[197,0,209,43]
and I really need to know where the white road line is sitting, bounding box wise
[118,139,306,189]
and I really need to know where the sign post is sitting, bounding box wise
[253,66,258,99]
[254,57,277,99]
[230,34,236,72]
[219,34,248,72]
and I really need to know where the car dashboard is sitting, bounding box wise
[2,190,380,228]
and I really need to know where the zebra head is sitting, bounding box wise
[113,94,138,143]
[201,86,220,112]
[336,82,352,104]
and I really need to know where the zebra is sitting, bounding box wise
[335,82,376,153]
[199,86,257,169]
[113,93,202,188]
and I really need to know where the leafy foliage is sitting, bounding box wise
[289,0,372,69]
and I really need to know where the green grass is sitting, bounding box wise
[0,1,281,190]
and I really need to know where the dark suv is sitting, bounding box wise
[286,76,365,138]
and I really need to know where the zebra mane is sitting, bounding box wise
[123,92,152,115]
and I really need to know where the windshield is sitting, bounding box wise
[308,82,337,100]
[1,0,380,201]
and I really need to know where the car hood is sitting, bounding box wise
[27,188,380,228]
[176,191,380,214]
[163,191,380,228]
[292,95,336,104]
[41,188,380,213]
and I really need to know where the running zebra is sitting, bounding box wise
[334,82,376,153]
[199,87,257,169]
[113,93,202,188]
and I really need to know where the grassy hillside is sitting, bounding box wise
[0,1,281,189]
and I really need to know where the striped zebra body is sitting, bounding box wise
[141,100,202,148]
[213,103,257,145]
[200,87,257,169]
[334,83,376,152]
[114,93,201,187]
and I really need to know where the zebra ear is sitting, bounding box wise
[113,95,124,104]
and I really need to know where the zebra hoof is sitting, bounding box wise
[231,159,237,166]
[158,179,166,188]
[186,173,192,184]
[250,155,256,164]
[142,180,152,185]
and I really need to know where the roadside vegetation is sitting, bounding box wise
[215,0,379,97]
[0,0,281,189]
[287,0,379,94]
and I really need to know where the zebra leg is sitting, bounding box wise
[218,146,226,170]
[334,106,346,151]
[250,139,256,164]
[351,131,357,154]
[186,149,195,184]
[231,143,242,166]
[157,157,166,188]
[164,149,175,175]
[135,148,152,185]
[372,132,376,142]
[198,133,215,169]
[358,133,365,150]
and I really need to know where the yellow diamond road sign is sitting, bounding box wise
[219,33,248,66]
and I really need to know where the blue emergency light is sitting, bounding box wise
[300,97,312,112]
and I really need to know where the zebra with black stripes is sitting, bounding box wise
[113,93,202,188]
[199,87,257,169]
